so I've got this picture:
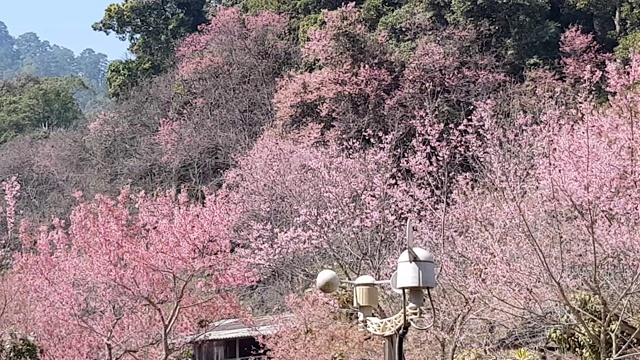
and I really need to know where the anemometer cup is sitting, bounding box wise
[316,269,340,294]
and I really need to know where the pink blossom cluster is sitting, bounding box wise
[5,188,252,359]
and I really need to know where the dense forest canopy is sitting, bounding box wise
[1,0,640,359]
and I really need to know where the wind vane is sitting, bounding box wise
[406,219,419,262]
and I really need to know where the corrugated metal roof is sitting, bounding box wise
[187,314,294,343]
[189,324,278,342]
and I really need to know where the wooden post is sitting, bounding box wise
[384,335,396,360]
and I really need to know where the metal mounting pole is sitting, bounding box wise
[384,335,396,360]
[396,325,409,360]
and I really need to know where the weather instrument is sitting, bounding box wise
[315,219,437,360]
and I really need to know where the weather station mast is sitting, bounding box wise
[315,220,437,360]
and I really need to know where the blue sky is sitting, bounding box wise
[0,0,130,60]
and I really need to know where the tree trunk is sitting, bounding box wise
[614,2,622,36]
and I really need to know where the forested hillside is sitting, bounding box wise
[1,0,640,359]
[0,21,109,85]
[0,21,110,113]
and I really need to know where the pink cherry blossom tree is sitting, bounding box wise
[272,3,396,142]
[425,50,640,360]
[223,126,407,310]
[0,176,19,271]
[261,292,381,360]
[154,7,294,187]
[7,187,253,360]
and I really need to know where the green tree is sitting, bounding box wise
[567,0,622,36]
[47,45,77,77]
[558,0,640,57]
[75,49,109,89]
[447,0,561,71]
[14,33,78,77]
[103,58,160,99]
[0,75,86,143]
[0,22,20,79]
[73,49,111,112]
[613,1,640,57]
[376,0,452,54]
[93,0,208,98]
[14,33,51,75]
[225,0,399,42]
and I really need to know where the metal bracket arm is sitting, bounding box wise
[358,303,432,336]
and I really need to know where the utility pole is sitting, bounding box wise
[384,335,396,360]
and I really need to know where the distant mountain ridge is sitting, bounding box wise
[0,20,109,89]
